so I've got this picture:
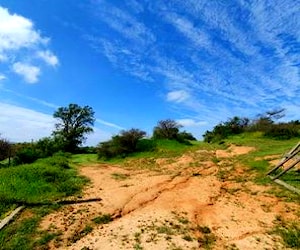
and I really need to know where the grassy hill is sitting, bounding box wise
[0,134,299,249]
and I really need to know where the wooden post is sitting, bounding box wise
[271,157,300,180]
[266,144,300,175]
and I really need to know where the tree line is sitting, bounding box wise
[0,104,196,165]
[203,109,300,143]
[2,104,298,166]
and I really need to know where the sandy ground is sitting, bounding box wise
[39,145,299,250]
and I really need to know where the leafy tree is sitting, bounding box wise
[117,129,146,153]
[153,119,182,140]
[53,104,95,152]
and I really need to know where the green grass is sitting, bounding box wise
[0,154,88,249]
[224,132,299,156]
[100,139,221,167]
[92,214,113,224]
[71,153,98,165]
[272,219,300,248]
[221,133,300,199]
[0,156,87,213]
[0,206,62,250]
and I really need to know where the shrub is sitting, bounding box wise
[264,123,300,140]
[13,146,42,165]
[203,116,250,143]
[97,128,147,159]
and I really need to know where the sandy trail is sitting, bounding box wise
[39,145,299,250]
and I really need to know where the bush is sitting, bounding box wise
[264,123,300,140]
[97,129,150,159]
[203,116,250,143]
[13,146,42,165]
[12,137,65,166]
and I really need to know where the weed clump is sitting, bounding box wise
[92,214,113,224]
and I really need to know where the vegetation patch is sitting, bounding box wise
[92,214,113,224]
[69,224,94,243]
[272,219,300,249]
[0,155,87,215]
[0,154,87,249]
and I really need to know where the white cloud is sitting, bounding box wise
[176,119,207,127]
[12,62,40,83]
[37,50,59,66]
[0,6,46,54]
[0,6,58,82]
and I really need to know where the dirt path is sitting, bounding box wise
[40,145,299,249]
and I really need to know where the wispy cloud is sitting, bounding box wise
[1,87,59,109]
[0,102,113,145]
[96,118,124,130]
[167,90,190,103]
[0,6,58,83]
[86,0,300,127]
[0,102,55,142]
[91,1,155,45]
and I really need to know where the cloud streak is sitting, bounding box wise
[87,0,300,126]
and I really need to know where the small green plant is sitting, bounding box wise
[133,243,143,250]
[197,225,211,234]
[198,233,217,249]
[182,234,193,241]
[178,217,189,224]
[35,231,61,246]
[70,225,93,243]
[156,225,174,235]
[134,231,142,244]
[92,214,112,224]
[273,223,300,248]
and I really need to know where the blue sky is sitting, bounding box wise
[0,0,299,145]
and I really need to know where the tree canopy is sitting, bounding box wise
[153,119,182,140]
[53,103,95,152]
